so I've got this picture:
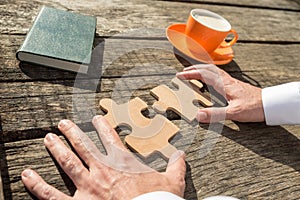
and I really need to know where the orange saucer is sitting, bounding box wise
[166,24,234,65]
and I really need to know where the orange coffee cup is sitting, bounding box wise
[185,9,238,54]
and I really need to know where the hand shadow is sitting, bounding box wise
[213,60,299,172]
[222,122,300,172]
[174,48,261,85]
[184,162,198,200]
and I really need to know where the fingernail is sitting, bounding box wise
[58,119,70,128]
[169,150,185,163]
[197,111,207,121]
[45,133,55,141]
[176,72,184,78]
[94,115,103,120]
[92,115,103,124]
[22,169,33,178]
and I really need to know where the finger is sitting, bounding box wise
[177,68,219,86]
[177,69,228,97]
[58,119,105,166]
[44,133,89,188]
[21,169,70,200]
[93,115,156,173]
[166,150,186,176]
[183,64,217,72]
[165,151,186,194]
[196,107,227,123]
[92,115,128,154]
[177,68,216,81]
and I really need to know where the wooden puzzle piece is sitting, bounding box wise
[150,77,213,123]
[99,97,179,159]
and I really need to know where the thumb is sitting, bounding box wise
[166,150,186,181]
[197,107,227,123]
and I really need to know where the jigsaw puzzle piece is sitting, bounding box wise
[172,77,213,107]
[125,114,179,159]
[100,97,150,129]
[150,85,176,113]
[150,77,213,123]
[99,97,179,159]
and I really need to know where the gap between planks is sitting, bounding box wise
[155,0,300,12]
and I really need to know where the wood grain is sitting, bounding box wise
[1,59,300,137]
[0,0,300,199]
[0,34,299,81]
[158,0,300,11]
[1,39,300,136]
[1,0,299,41]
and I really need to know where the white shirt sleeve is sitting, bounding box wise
[262,82,300,125]
[132,191,184,200]
[132,192,239,200]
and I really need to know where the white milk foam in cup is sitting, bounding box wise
[193,13,230,32]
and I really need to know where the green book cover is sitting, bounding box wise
[16,6,97,73]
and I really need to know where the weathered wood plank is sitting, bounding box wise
[1,44,300,100]
[1,34,300,81]
[1,61,300,140]
[0,114,3,200]
[1,1,300,199]
[1,0,299,41]
[227,43,300,87]
[0,35,182,81]
[0,80,170,141]
[159,0,300,11]
[1,42,299,135]
[2,122,300,199]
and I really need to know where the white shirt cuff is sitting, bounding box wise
[132,191,184,200]
[132,192,239,200]
[262,82,300,125]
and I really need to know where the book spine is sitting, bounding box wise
[16,6,46,60]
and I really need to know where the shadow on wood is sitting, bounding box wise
[1,159,12,200]
[0,121,12,199]
[48,148,76,196]
[19,62,77,80]
[0,115,8,200]
[222,61,261,87]
[184,162,198,200]
[222,122,300,173]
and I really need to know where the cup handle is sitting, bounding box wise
[220,29,238,48]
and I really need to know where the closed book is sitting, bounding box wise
[16,6,96,73]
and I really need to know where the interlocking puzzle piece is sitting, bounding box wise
[150,77,213,123]
[99,97,179,159]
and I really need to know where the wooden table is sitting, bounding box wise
[1,0,300,199]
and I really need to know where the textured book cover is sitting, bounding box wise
[16,6,97,73]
